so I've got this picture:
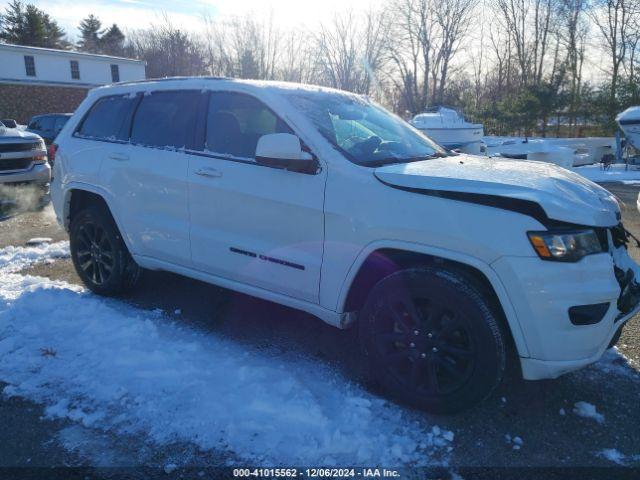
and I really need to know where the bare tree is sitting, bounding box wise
[558,0,588,134]
[493,0,559,85]
[201,13,281,80]
[384,0,431,114]
[314,9,387,95]
[431,0,478,103]
[126,16,206,78]
[590,0,639,110]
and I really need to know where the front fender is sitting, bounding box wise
[336,239,530,358]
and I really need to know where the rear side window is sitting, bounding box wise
[37,116,55,131]
[54,116,68,131]
[131,91,201,149]
[205,92,292,159]
[77,94,138,141]
[28,117,42,130]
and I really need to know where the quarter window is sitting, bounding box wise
[76,94,138,141]
[110,64,120,82]
[205,92,293,159]
[70,60,80,80]
[130,90,201,149]
[24,56,36,76]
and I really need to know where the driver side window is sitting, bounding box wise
[205,92,293,159]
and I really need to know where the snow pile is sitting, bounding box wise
[572,164,640,183]
[594,348,640,379]
[598,448,626,465]
[0,242,69,274]
[573,402,605,424]
[0,242,452,466]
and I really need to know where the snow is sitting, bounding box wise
[0,242,452,466]
[598,448,626,465]
[505,434,523,450]
[572,164,640,183]
[594,347,640,379]
[573,402,605,424]
[25,237,53,246]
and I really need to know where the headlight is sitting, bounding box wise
[33,139,48,164]
[527,229,604,262]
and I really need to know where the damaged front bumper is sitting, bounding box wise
[492,229,640,380]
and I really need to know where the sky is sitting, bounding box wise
[0,0,386,39]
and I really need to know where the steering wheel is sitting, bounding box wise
[349,136,382,156]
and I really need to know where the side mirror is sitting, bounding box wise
[255,133,317,174]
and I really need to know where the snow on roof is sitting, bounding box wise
[0,42,145,64]
[101,76,358,97]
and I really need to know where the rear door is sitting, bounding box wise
[68,93,138,188]
[187,91,326,303]
[100,90,200,266]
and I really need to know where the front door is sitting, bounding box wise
[188,91,325,303]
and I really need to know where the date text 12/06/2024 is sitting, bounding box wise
[232,468,402,478]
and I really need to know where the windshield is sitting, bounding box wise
[285,90,446,167]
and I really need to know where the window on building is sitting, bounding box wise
[70,60,80,80]
[130,90,201,149]
[76,94,138,141]
[24,56,36,76]
[110,64,120,82]
[204,92,293,159]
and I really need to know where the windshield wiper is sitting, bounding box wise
[366,152,448,167]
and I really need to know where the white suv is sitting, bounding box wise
[51,78,640,413]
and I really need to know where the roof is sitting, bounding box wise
[0,43,145,65]
[97,76,357,98]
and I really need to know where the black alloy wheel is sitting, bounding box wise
[75,220,114,286]
[359,267,506,413]
[70,204,140,295]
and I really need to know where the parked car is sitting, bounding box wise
[26,113,72,145]
[0,119,50,207]
[50,78,640,413]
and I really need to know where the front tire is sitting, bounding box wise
[70,205,140,295]
[359,267,506,413]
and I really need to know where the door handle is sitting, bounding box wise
[109,152,129,161]
[195,167,222,178]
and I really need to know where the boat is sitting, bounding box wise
[411,107,484,155]
[617,107,640,150]
[484,136,615,168]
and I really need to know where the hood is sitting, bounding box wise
[0,126,41,142]
[374,155,620,227]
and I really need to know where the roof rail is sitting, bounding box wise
[113,76,231,87]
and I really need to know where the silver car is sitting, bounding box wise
[0,120,51,213]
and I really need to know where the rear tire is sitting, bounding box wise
[70,204,140,295]
[359,266,506,413]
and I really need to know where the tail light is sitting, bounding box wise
[48,143,57,165]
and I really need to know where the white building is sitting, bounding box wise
[0,43,146,123]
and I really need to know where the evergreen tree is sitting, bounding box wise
[100,23,125,56]
[77,14,102,53]
[0,1,66,48]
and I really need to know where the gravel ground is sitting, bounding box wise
[1,184,640,475]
